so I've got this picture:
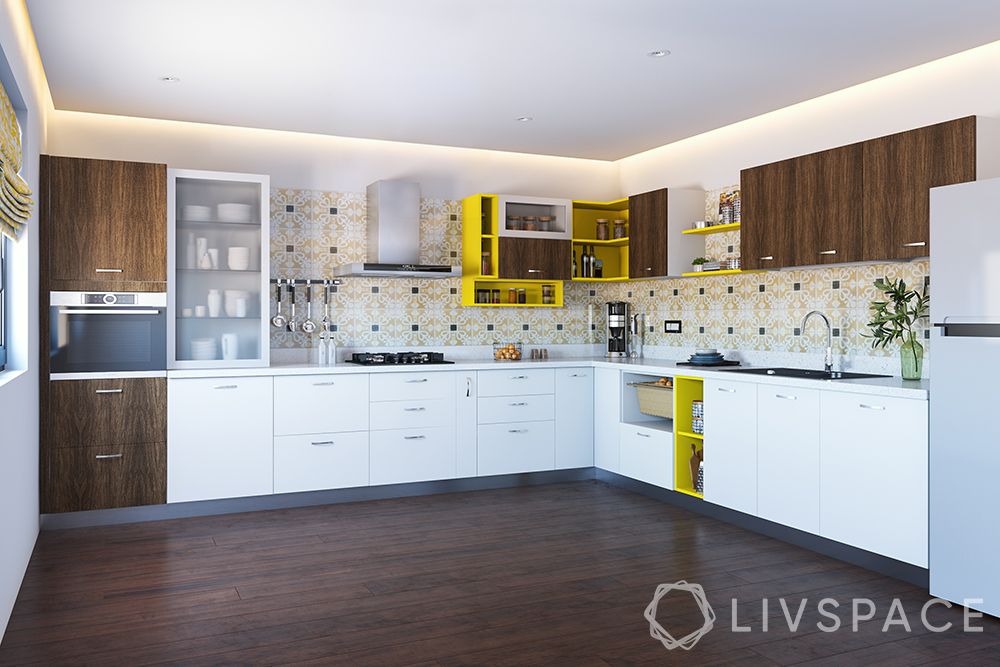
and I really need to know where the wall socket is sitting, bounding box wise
[664,320,682,333]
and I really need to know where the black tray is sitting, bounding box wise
[677,360,741,367]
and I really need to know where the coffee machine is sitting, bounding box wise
[605,302,631,358]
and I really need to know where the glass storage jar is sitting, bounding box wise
[595,219,610,240]
[613,219,627,239]
[523,216,539,232]
[538,215,554,231]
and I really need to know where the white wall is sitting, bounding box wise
[0,0,50,640]
[618,40,1000,193]
[47,110,619,200]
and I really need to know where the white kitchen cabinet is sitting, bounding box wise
[478,420,555,476]
[369,426,457,486]
[168,376,274,502]
[704,378,758,515]
[477,368,555,397]
[273,374,369,436]
[554,368,595,469]
[370,371,454,402]
[370,398,454,431]
[820,392,928,566]
[478,394,555,425]
[757,384,820,534]
[594,367,621,473]
[619,423,672,488]
[273,431,369,494]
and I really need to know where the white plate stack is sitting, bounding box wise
[182,204,212,221]
[190,337,218,361]
[216,203,253,223]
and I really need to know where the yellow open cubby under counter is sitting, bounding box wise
[571,198,630,280]
[673,376,704,499]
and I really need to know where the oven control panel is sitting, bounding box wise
[83,293,137,305]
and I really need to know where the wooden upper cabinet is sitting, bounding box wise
[740,160,794,270]
[792,144,864,266]
[862,116,976,260]
[498,237,571,281]
[628,188,668,278]
[43,155,167,288]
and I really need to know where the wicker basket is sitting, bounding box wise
[633,381,674,419]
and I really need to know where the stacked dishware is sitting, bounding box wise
[182,204,211,221]
[190,337,218,361]
[216,203,252,223]
[687,349,725,366]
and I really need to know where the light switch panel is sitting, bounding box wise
[664,320,682,333]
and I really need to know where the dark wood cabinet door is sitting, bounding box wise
[740,160,794,270]
[46,442,166,513]
[498,237,571,280]
[792,144,863,266]
[49,378,167,449]
[44,155,167,287]
[863,116,975,260]
[628,189,668,278]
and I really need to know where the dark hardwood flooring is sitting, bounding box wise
[2,481,999,665]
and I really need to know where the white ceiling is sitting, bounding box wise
[26,0,1000,160]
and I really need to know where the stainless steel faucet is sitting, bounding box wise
[801,310,834,373]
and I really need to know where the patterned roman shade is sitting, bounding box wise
[0,77,31,240]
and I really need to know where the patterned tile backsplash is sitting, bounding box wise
[269,186,930,365]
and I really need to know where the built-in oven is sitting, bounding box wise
[49,291,167,377]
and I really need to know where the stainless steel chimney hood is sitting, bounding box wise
[333,180,462,278]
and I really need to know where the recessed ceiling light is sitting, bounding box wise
[647,49,671,58]
[516,116,533,122]
[159,75,181,83]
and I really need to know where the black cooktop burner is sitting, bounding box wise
[348,352,454,366]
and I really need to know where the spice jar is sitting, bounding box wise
[507,215,522,231]
[517,288,527,304]
[538,215,554,232]
[595,218,610,240]
[491,289,501,304]
[481,251,491,276]
[613,219,627,239]
[523,216,538,232]
[542,284,555,305]
[508,287,517,304]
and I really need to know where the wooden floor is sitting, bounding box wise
[2,481,999,666]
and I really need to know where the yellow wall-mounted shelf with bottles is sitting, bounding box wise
[571,198,630,281]
[461,194,564,307]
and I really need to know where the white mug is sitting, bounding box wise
[221,333,239,361]
[227,246,251,271]
[194,305,207,318]
[181,307,193,318]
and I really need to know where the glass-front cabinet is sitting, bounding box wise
[167,169,270,368]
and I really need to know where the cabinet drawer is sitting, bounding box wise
[49,377,166,448]
[370,426,456,486]
[370,371,453,402]
[478,394,554,424]
[274,432,369,494]
[274,374,369,435]
[371,398,454,431]
[477,368,554,397]
[477,420,555,476]
[619,424,673,489]
[46,441,166,513]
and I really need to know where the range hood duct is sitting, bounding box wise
[333,180,461,278]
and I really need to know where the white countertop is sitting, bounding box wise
[166,356,929,399]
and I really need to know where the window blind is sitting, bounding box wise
[0,78,31,241]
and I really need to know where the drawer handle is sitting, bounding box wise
[214,385,238,390]
[510,375,528,380]
[636,432,651,438]
[95,268,123,273]
[405,378,429,384]
[527,269,542,274]
[509,402,527,406]
[466,377,472,397]
[404,435,427,440]
[569,373,587,378]
[313,381,336,386]
[859,404,886,411]
[819,250,837,255]
[776,394,797,400]
[403,407,427,412]
[94,388,123,394]
[902,241,926,248]
[508,429,528,434]
[95,453,123,460]
[717,387,736,393]
[758,256,774,261]
[310,440,336,447]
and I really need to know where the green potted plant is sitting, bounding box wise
[691,257,708,272]
[865,277,929,380]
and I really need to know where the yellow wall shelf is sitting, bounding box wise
[572,199,630,280]
[681,222,741,235]
[572,237,629,247]
[571,276,630,283]
[681,269,761,278]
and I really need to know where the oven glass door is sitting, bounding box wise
[50,305,167,374]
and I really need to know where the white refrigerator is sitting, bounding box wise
[929,176,1000,617]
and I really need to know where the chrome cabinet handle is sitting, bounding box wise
[404,435,426,440]
[95,453,122,460]
[527,269,542,274]
[717,387,736,393]
[214,385,238,390]
[860,404,886,411]
[508,429,528,434]
[312,381,336,386]
[466,377,472,397]
[636,432,651,438]
[405,378,428,383]
[759,256,774,261]
[94,388,123,394]
[403,407,426,412]
[902,241,926,248]
[510,375,527,380]
[95,268,123,273]
[819,250,837,255]
[509,402,527,406]
[310,440,336,446]
[776,394,797,400]
[645,267,653,271]
[569,373,587,378]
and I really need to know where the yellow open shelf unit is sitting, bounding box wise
[680,269,761,278]
[681,222,741,235]
[673,376,704,499]
[572,198,629,280]
[461,194,564,307]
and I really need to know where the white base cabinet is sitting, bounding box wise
[704,378,757,515]
[757,384,820,534]
[594,367,621,473]
[619,423,672,489]
[370,426,457,485]
[478,421,555,476]
[820,392,928,567]
[555,368,595,469]
[168,376,274,503]
[274,431,369,494]
[274,374,369,435]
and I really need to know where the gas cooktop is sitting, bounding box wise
[347,352,454,366]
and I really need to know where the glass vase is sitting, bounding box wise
[899,336,924,380]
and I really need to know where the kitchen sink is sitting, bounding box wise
[719,367,890,380]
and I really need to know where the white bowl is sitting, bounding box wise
[182,204,212,221]
[227,246,251,271]
[224,290,250,317]
[695,348,718,355]
[216,203,253,223]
